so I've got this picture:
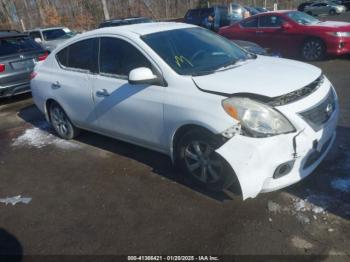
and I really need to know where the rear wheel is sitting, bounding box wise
[301,38,326,61]
[49,102,79,140]
[175,129,237,191]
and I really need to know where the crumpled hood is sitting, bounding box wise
[192,56,321,98]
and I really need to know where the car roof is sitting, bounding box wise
[26,27,65,32]
[0,31,28,39]
[89,22,196,36]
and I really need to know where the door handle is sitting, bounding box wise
[96,88,110,97]
[51,81,61,89]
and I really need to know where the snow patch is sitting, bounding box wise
[12,122,80,150]
[331,178,350,193]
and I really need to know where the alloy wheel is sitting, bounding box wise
[184,140,223,184]
[302,40,323,61]
[50,105,72,138]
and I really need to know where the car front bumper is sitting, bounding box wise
[216,79,339,200]
[327,37,350,55]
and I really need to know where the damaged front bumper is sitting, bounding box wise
[216,83,339,200]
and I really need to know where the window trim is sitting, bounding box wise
[258,15,283,28]
[96,35,167,87]
[55,37,98,74]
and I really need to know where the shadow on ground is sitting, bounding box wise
[0,229,23,261]
[17,104,240,203]
[17,104,350,220]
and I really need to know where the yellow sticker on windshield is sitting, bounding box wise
[175,56,193,68]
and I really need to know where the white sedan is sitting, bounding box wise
[30,22,338,200]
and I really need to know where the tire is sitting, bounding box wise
[301,38,326,61]
[175,128,237,191]
[329,9,336,15]
[49,102,80,140]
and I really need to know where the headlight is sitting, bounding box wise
[328,32,350,37]
[222,97,295,137]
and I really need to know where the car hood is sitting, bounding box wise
[192,56,321,98]
[310,21,350,30]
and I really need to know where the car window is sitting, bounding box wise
[56,47,68,67]
[57,38,97,72]
[200,8,214,17]
[0,36,42,56]
[99,37,152,77]
[142,27,249,76]
[241,17,258,28]
[313,3,327,6]
[259,15,283,27]
[42,28,71,41]
[186,9,201,18]
[29,31,41,40]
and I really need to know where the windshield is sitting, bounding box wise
[142,27,249,76]
[42,28,72,41]
[286,11,320,25]
[0,36,42,56]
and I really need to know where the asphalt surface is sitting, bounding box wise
[1,14,350,260]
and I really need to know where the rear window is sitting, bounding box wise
[0,36,42,56]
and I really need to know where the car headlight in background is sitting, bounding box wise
[222,97,295,137]
[328,32,350,37]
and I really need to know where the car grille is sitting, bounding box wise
[268,75,324,106]
[299,88,336,131]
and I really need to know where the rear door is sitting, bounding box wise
[52,38,98,129]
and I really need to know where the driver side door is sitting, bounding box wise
[92,37,165,150]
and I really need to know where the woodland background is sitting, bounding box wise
[0,0,302,31]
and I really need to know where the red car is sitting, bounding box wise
[219,10,350,61]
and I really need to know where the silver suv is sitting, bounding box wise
[0,30,47,97]
[26,27,76,52]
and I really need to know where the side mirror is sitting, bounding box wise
[128,67,158,85]
[34,37,42,43]
[281,22,292,30]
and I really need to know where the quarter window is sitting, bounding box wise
[56,38,97,72]
[99,37,151,77]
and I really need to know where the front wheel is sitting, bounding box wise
[175,129,237,191]
[49,102,80,140]
[301,38,326,61]
[329,9,336,15]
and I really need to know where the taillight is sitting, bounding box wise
[0,64,5,73]
[38,51,49,61]
[30,72,37,80]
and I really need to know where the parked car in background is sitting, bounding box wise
[31,22,338,200]
[26,27,76,52]
[98,17,153,28]
[184,5,231,31]
[0,30,47,97]
[244,6,261,16]
[304,2,346,15]
[219,10,350,60]
[298,2,313,11]
[254,7,269,12]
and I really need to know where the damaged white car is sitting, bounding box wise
[30,23,339,199]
